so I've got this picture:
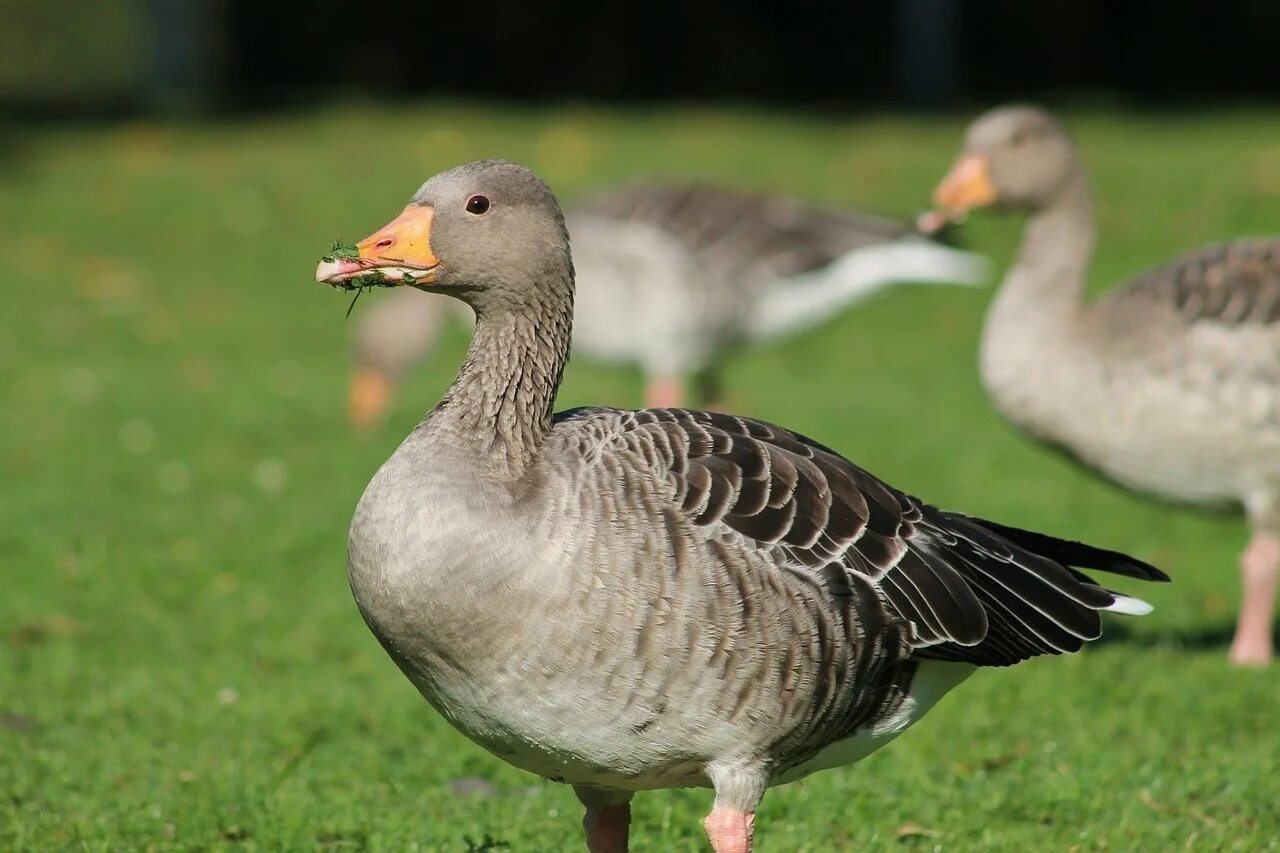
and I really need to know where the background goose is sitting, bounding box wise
[922,104,1280,666]
[346,181,988,430]
[315,160,1166,852]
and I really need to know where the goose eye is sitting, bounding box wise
[466,194,491,215]
[1009,131,1027,148]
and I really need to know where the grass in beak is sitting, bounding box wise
[320,242,421,318]
[320,241,360,263]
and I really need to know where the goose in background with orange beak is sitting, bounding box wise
[341,181,989,431]
[317,159,1166,852]
[921,104,1280,666]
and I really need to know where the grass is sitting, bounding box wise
[2,101,1278,851]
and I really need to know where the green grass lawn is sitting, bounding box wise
[2,102,1278,851]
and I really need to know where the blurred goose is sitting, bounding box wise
[315,160,1166,853]
[923,104,1280,666]
[347,181,988,429]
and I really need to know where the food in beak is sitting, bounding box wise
[315,206,440,290]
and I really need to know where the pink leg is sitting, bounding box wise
[348,368,393,433]
[1230,530,1280,666]
[644,374,685,409]
[703,808,755,853]
[575,787,631,853]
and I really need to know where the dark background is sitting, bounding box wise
[5,0,1280,116]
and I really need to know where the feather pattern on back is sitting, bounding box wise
[1115,238,1280,326]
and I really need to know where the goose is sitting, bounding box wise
[921,105,1280,667]
[314,160,1167,852]
[345,181,988,430]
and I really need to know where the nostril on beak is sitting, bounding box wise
[375,237,394,250]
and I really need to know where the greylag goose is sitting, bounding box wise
[922,104,1280,666]
[314,160,1167,852]
[345,181,988,429]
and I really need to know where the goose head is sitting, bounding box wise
[316,159,572,310]
[920,105,1081,231]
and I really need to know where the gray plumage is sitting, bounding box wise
[573,181,922,288]
[928,104,1280,666]
[936,107,1280,513]
[325,160,1165,850]
[1122,240,1280,326]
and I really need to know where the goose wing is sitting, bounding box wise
[554,406,1167,668]
[1119,238,1280,326]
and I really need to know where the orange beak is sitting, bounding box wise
[316,205,440,287]
[348,368,393,433]
[918,154,998,234]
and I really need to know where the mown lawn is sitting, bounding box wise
[2,102,1278,851]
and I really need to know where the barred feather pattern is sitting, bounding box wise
[527,406,1165,776]
[1119,238,1280,326]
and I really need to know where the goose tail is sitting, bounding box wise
[748,240,990,341]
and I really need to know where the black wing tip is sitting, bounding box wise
[1112,557,1170,584]
[954,514,1171,584]
[1060,542,1171,584]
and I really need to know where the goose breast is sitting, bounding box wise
[349,414,922,791]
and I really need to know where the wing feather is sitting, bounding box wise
[601,407,1166,668]
[1119,238,1280,326]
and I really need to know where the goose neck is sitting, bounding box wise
[416,280,573,482]
[999,168,1096,317]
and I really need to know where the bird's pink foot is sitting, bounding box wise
[1230,531,1280,666]
[348,368,393,433]
[644,375,685,409]
[703,808,755,853]
[1230,635,1273,667]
